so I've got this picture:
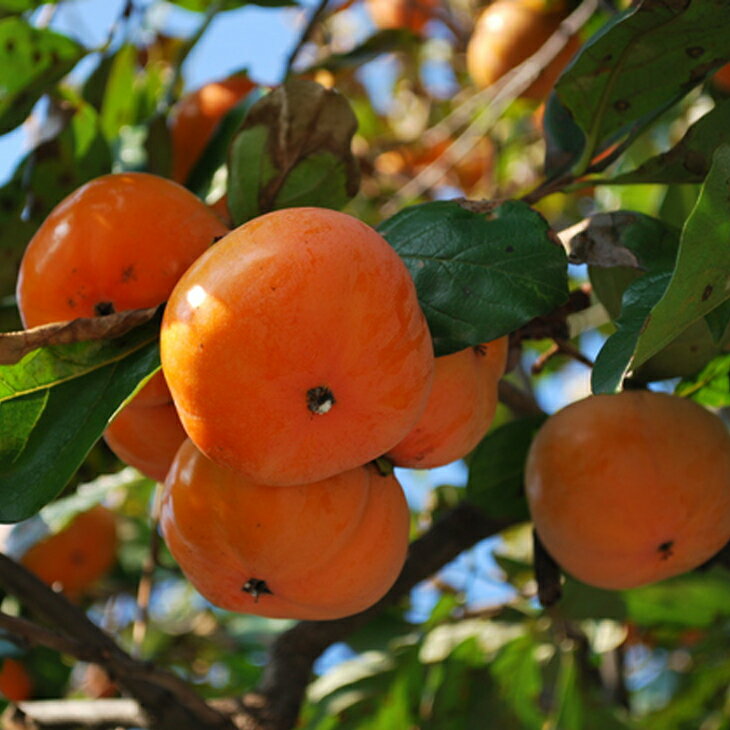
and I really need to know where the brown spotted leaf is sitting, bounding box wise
[227,79,360,225]
[0,307,158,365]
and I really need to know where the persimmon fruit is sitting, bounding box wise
[466,0,580,101]
[525,391,730,590]
[16,172,226,405]
[170,73,255,184]
[20,506,118,599]
[161,439,410,620]
[387,337,508,469]
[160,206,434,486]
[0,659,32,702]
[365,0,438,34]
[104,399,187,482]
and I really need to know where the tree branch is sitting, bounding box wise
[0,500,513,730]
[0,553,235,730]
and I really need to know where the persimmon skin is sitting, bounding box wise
[712,62,730,92]
[161,440,410,620]
[466,0,580,101]
[161,207,434,486]
[525,391,730,590]
[387,337,508,469]
[104,400,187,482]
[365,0,438,34]
[170,74,255,184]
[20,506,117,600]
[0,659,32,702]
[17,172,227,328]
[16,172,227,408]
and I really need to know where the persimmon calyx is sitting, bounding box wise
[243,578,273,602]
[307,385,336,415]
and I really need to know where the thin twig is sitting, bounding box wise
[132,507,162,657]
[283,0,330,79]
[380,0,599,216]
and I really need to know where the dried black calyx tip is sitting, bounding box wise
[242,578,272,602]
[307,385,335,415]
[473,343,487,356]
[658,541,674,560]
[94,301,115,316]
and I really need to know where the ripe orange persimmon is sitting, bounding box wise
[161,439,410,620]
[161,207,434,486]
[526,391,730,590]
[365,0,439,34]
[16,172,227,410]
[104,400,187,482]
[21,506,118,599]
[466,0,580,101]
[170,74,255,184]
[0,659,32,702]
[387,337,508,469]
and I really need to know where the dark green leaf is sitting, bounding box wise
[542,91,586,179]
[167,0,296,9]
[227,80,359,225]
[559,578,628,622]
[555,1,730,170]
[466,417,545,521]
[0,18,84,134]
[625,568,730,628]
[0,317,161,522]
[308,29,420,73]
[378,200,569,355]
[705,298,730,343]
[610,99,730,184]
[633,145,730,368]
[591,270,671,394]
[186,87,265,197]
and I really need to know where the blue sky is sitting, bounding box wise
[0,0,375,183]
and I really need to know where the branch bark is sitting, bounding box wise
[0,502,511,730]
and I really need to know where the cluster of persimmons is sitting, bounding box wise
[14,122,510,622]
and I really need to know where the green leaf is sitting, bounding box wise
[0,18,84,134]
[610,99,730,184]
[3,467,148,560]
[675,353,730,407]
[378,200,569,355]
[591,270,671,393]
[227,80,359,224]
[466,417,545,522]
[625,568,730,628]
[0,94,111,299]
[0,317,161,522]
[632,145,730,369]
[490,635,544,730]
[0,0,52,10]
[555,1,730,169]
[99,43,138,140]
